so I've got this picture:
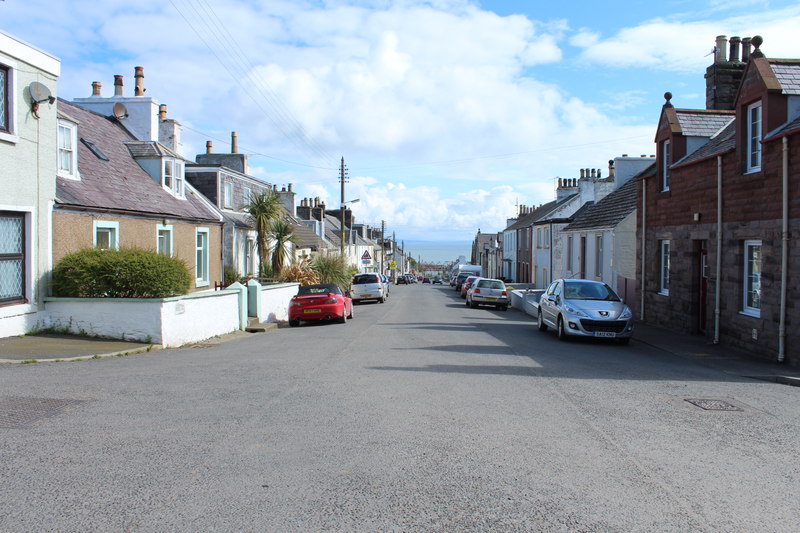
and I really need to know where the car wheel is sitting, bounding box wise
[465,297,471,307]
[537,310,547,331]
[289,319,300,327]
[500,305,508,311]
[470,299,478,309]
[347,305,354,319]
[379,296,385,303]
[338,311,347,324]
[557,315,568,341]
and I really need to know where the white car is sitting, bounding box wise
[350,273,387,303]
[466,278,510,310]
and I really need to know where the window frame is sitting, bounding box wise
[659,240,670,295]
[195,227,210,287]
[742,240,762,317]
[157,224,174,257]
[567,235,573,274]
[93,220,119,250]
[0,211,26,305]
[595,234,603,279]
[162,158,185,197]
[746,101,762,172]
[0,58,18,143]
[57,119,79,180]
[661,139,670,191]
[224,181,233,209]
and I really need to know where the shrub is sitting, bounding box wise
[52,248,191,298]
[282,258,320,285]
[312,254,355,287]
[223,264,239,285]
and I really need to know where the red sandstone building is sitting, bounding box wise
[639,35,800,365]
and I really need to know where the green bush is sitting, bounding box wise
[52,248,191,298]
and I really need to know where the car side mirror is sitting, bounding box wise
[345,290,351,298]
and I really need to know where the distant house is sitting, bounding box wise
[56,91,223,291]
[471,231,501,280]
[640,35,800,365]
[0,31,60,337]
[562,160,655,313]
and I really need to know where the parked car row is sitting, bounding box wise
[289,272,393,327]
[454,276,634,344]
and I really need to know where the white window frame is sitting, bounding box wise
[157,224,174,257]
[0,56,18,143]
[661,139,670,191]
[659,240,670,295]
[195,227,210,287]
[0,211,26,304]
[93,220,119,250]
[162,159,184,197]
[57,119,79,180]
[747,101,762,172]
[743,240,762,317]
[224,181,233,209]
[595,234,603,279]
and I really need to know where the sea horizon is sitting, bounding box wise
[401,240,472,264]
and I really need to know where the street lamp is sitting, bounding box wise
[340,198,360,257]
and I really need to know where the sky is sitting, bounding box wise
[4,0,800,252]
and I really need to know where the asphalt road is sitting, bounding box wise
[1,283,799,532]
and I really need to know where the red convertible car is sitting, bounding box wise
[289,284,353,327]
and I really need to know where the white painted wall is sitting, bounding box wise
[259,283,298,323]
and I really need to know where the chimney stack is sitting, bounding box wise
[705,35,747,110]
[742,37,752,62]
[114,75,124,96]
[134,66,145,96]
[231,131,238,154]
[158,104,167,120]
[206,141,213,154]
[91,81,102,97]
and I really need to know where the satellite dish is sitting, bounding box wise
[113,102,129,120]
[29,81,53,103]
[28,82,55,119]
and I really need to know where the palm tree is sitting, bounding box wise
[269,218,296,276]
[243,190,282,278]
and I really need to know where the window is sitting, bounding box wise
[743,240,761,316]
[94,221,119,250]
[157,224,173,256]
[163,160,173,190]
[243,187,252,207]
[81,138,109,161]
[659,240,670,295]
[747,101,762,172]
[57,120,79,179]
[595,234,603,278]
[661,140,670,191]
[536,227,542,249]
[163,159,184,196]
[224,182,233,208]
[567,235,573,273]
[0,65,8,133]
[195,228,210,287]
[0,212,25,304]
[543,227,550,249]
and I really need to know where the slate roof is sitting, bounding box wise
[563,173,644,232]
[770,60,800,95]
[766,114,800,140]
[56,99,220,223]
[673,120,736,168]
[674,109,734,137]
[291,219,330,250]
[505,195,575,232]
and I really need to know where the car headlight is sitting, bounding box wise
[565,306,588,318]
[619,307,632,319]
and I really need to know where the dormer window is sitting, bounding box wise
[162,158,185,197]
[746,101,762,172]
[57,119,79,179]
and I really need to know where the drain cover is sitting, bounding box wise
[684,398,743,411]
[0,396,89,428]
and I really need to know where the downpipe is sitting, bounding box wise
[779,137,789,363]
[714,156,722,344]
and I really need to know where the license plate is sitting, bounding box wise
[484,297,497,301]
[594,331,615,338]
[305,308,322,314]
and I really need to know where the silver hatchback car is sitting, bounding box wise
[350,273,387,303]
[466,278,510,310]
[537,279,633,344]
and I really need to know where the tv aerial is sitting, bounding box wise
[113,102,129,120]
[28,82,55,119]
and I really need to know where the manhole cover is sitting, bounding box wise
[0,396,89,428]
[684,398,743,411]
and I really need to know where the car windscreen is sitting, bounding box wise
[478,280,505,290]
[298,285,341,295]
[352,274,379,285]
[563,282,620,301]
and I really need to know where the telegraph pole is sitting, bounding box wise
[339,157,348,258]
[380,220,385,275]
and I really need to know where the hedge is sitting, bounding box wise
[52,248,191,298]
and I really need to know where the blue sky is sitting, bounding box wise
[4,0,799,246]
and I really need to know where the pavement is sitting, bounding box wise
[1,322,799,385]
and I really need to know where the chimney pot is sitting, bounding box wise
[591,169,596,179]
[206,141,213,154]
[158,104,167,120]
[231,131,238,154]
[729,36,741,62]
[134,66,145,96]
[114,75,124,96]
[715,35,728,63]
[288,183,293,192]
[579,169,584,179]
[91,81,102,97]
[742,37,752,62]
